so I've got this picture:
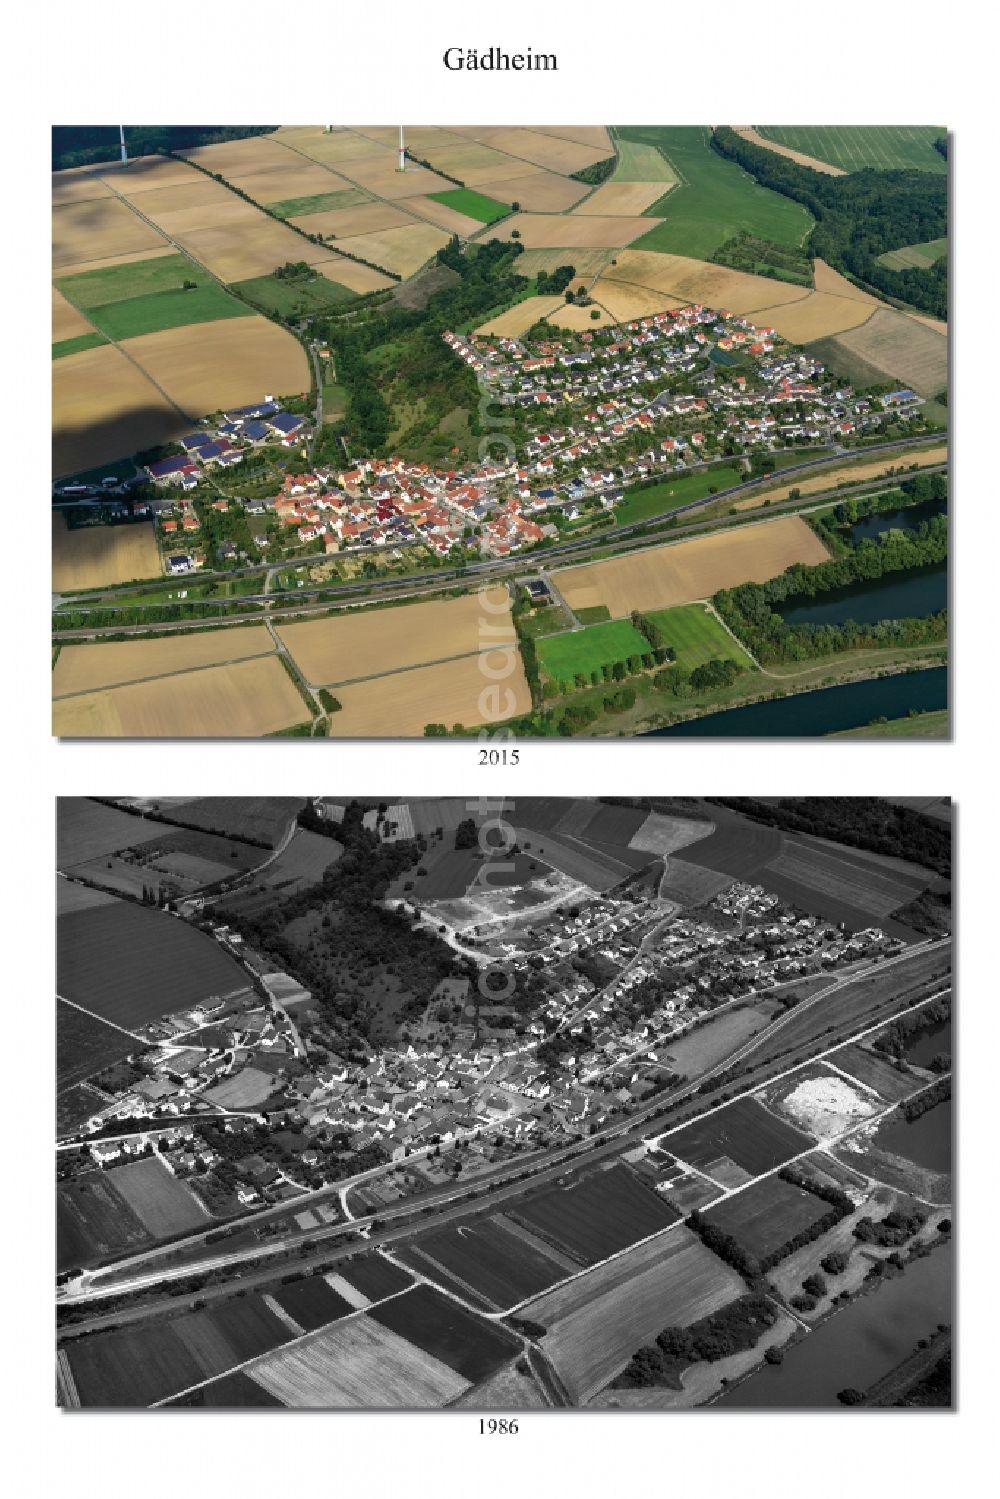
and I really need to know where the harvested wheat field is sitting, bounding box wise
[53,514,160,591]
[278,589,515,687]
[404,196,487,238]
[499,215,655,249]
[53,655,306,738]
[53,286,96,342]
[546,302,616,330]
[601,250,810,315]
[125,178,259,235]
[749,293,875,342]
[421,141,537,185]
[825,307,948,396]
[247,1317,469,1408]
[170,219,330,282]
[733,127,845,177]
[528,126,613,153]
[54,245,179,280]
[478,172,589,213]
[475,128,609,176]
[181,135,298,176]
[812,258,879,304]
[273,127,395,165]
[229,164,357,204]
[514,247,615,280]
[589,280,683,323]
[52,625,276,697]
[327,652,532,737]
[476,296,565,337]
[53,344,184,477]
[905,311,948,335]
[291,201,415,240]
[339,223,451,278]
[95,155,213,194]
[554,517,829,618]
[734,444,948,510]
[314,258,395,294]
[576,182,669,216]
[53,199,167,269]
[52,168,116,205]
[353,126,469,153]
[125,317,309,416]
[335,156,453,201]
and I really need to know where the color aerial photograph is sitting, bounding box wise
[51,127,948,739]
[56,795,953,1409]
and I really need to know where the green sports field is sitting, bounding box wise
[616,127,813,259]
[536,618,651,688]
[757,126,947,175]
[615,466,744,526]
[84,284,253,340]
[53,331,107,359]
[270,188,370,218]
[428,187,509,224]
[643,604,753,671]
[877,237,948,271]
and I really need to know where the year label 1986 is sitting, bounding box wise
[479,1418,519,1434]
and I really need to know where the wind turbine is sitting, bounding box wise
[398,126,406,173]
[119,125,128,167]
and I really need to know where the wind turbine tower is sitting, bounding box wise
[398,125,406,173]
[119,126,128,167]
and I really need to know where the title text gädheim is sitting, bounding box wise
[443,47,557,71]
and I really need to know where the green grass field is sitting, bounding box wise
[615,466,745,525]
[833,709,948,739]
[616,127,813,259]
[53,331,107,359]
[757,127,947,175]
[57,253,209,308]
[428,187,509,224]
[611,136,677,184]
[234,272,356,317]
[270,188,370,218]
[536,618,651,687]
[85,284,253,340]
[877,237,948,271]
[643,604,753,671]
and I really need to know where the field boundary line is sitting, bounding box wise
[51,646,277,700]
[56,992,143,1040]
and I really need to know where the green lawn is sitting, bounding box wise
[536,618,650,688]
[574,605,612,624]
[877,237,948,271]
[616,466,745,525]
[57,253,209,308]
[611,136,677,184]
[53,331,107,359]
[85,284,253,340]
[234,272,357,317]
[758,126,947,175]
[642,604,753,671]
[270,188,370,218]
[616,127,814,259]
[428,187,510,224]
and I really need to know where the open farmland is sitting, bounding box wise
[731,127,845,176]
[370,1285,519,1385]
[630,810,713,858]
[324,650,531,737]
[428,187,509,224]
[334,156,454,201]
[278,591,515,687]
[53,625,276,695]
[671,806,782,877]
[587,281,684,322]
[337,1255,413,1302]
[598,250,812,316]
[52,342,184,476]
[53,654,307,738]
[576,182,670,216]
[611,138,677,183]
[878,237,948,271]
[57,899,249,1026]
[119,316,308,416]
[54,514,160,590]
[106,1157,207,1237]
[820,308,947,397]
[828,1043,925,1101]
[658,858,735,905]
[273,127,398,165]
[702,1174,831,1260]
[57,1176,151,1272]
[63,1323,201,1407]
[508,1163,679,1264]
[757,126,947,175]
[52,165,117,204]
[254,829,342,893]
[314,256,395,294]
[201,1067,279,1109]
[465,128,609,177]
[736,443,948,508]
[247,1315,470,1408]
[171,218,332,282]
[520,1226,745,1404]
[405,1215,568,1310]
[269,1277,354,1334]
[475,295,564,336]
[479,172,591,214]
[403,195,486,238]
[662,1096,815,1177]
[658,999,782,1075]
[553,517,829,618]
[499,213,655,249]
[330,222,451,278]
[142,796,303,847]
[53,198,168,268]
[748,293,876,342]
[536,618,652,689]
[57,797,156,866]
[52,285,96,341]
[643,604,753,672]
[763,837,927,919]
[291,200,414,238]
[57,999,134,1088]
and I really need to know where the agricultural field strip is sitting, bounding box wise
[52,645,277,699]
[65,983,950,1305]
[57,992,143,1040]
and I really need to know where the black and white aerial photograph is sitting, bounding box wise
[55,794,953,1411]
